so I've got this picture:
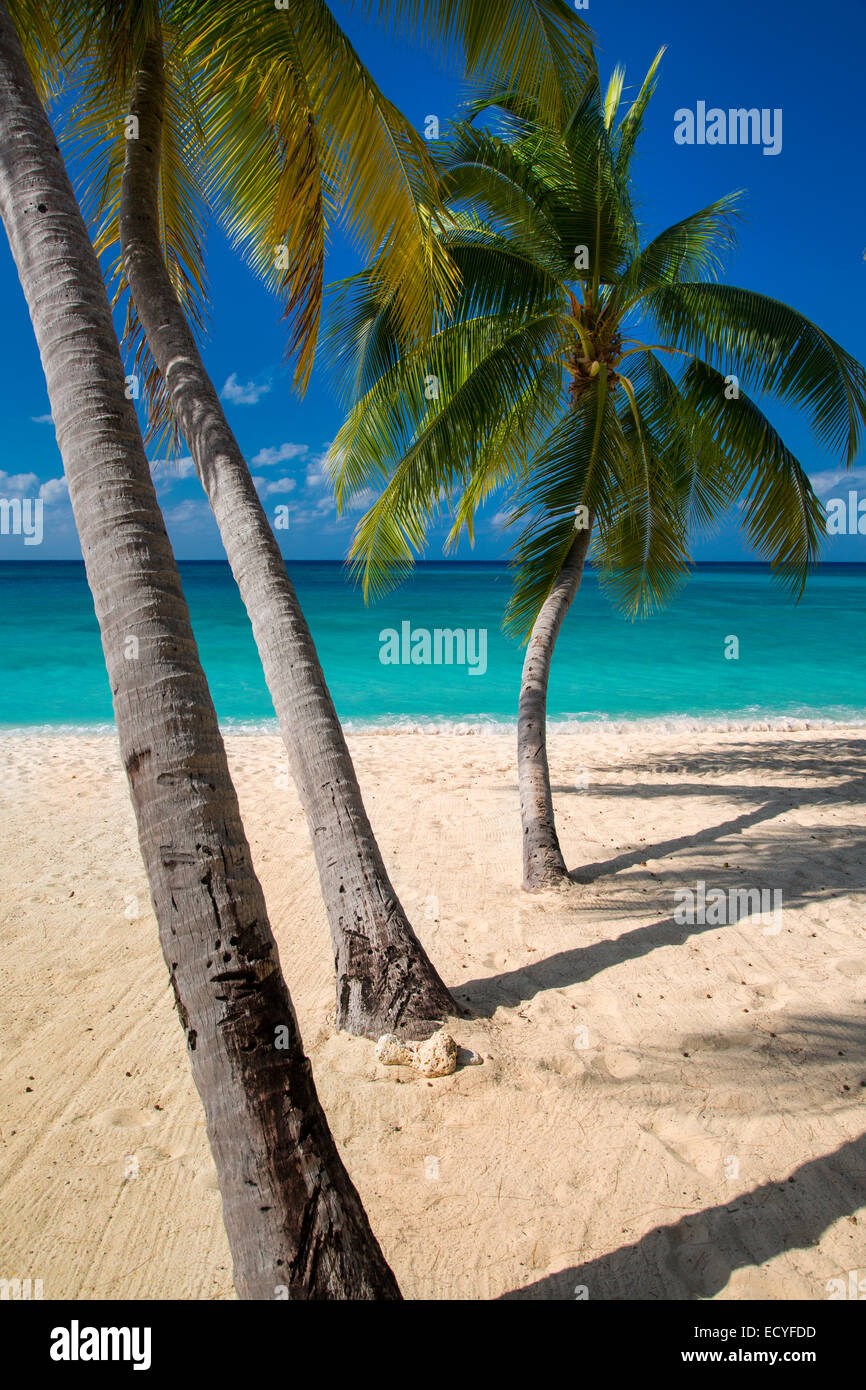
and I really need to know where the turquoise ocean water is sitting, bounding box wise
[0,561,863,732]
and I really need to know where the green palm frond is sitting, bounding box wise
[436,219,567,321]
[596,380,692,616]
[645,283,866,465]
[347,359,560,599]
[439,117,634,290]
[678,359,826,591]
[613,46,665,175]
[182,0,458,389]
[337,312,568,595]
[324,270,406,413]
[444,358,565,548]
[438,124,566,267]
[623,349,736,539]
[349,0,592,130]
[603,64,625,130]
[67,0,162,91]
[611,194,742,314]
[6,0,75,101]
[324,216,565,407]
[505,376,621,637]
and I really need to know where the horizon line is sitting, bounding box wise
[3,559,866,569]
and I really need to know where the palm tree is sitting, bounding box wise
[327,50,866,891]
[49,0,592,1034]
[0,0,399,1297]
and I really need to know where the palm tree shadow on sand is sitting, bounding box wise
[499,1130,866,1299]
[562,735,866,885]
[458,832,865,1018]
[458,736,865,1020]
[562,777,865,886]
[484,737,866,1300]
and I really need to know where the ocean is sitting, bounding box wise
[0,560,863,732]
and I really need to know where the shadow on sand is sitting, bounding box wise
[500,1130,866,1299]
[459,736,865,1019]
[484,737,866,1298]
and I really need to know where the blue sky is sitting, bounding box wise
[2,0,865,560]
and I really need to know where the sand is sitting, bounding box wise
[1,725,864,1301]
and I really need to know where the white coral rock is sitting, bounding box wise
[413,1029,458,1077]
[375,1034,414,1067]
[375,1028,458,1077]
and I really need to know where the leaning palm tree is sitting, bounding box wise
[0,0,399,1297]
[327,50,866,891]
[48,0,592,1034]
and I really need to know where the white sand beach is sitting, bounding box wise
[1,726,864,1300]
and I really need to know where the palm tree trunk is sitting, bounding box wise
[517,523,593,891]
[118,34,453,1040]
[0,0,399,1299]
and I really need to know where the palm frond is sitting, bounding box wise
[445,358,564,547]
[678,358,826,591]
[612,195,742,317]
[324,216,564,407]
[349,0,592,130]
[603,64,625,130]
[622,349,736,540]
[438,124,566,269]
[614,46,665,175]
[505,378,619,637]
[182,0,458,388]
[336,313,567,596]
[7,0,76,102]
[646,283,866,465]
[331,308,566,504]
[596,378,691,616]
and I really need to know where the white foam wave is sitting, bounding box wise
[3,711,865,739]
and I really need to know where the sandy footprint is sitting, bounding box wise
[664,1216,733,1298]
[602,1049,642,1080]
[193,1160,220,1193]
[641,1114,730,1181]
[748,979,796,1013]
[832,957,866,980]
[90,1107,160,1130]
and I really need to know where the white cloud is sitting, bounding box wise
[0,469,39,494]
[808,466,866,497]
[305,450,333,491]
[290,493,344,528]
[346,486,377,512]
[150,455,196,485]
[251,442,307,467]
[220,372,271,406]
[31,413,53,425]
[265,442,372,531]
[163,499,211,528]
[39,476,69,503]
[258,443,353,530]
[255,475,297,498]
